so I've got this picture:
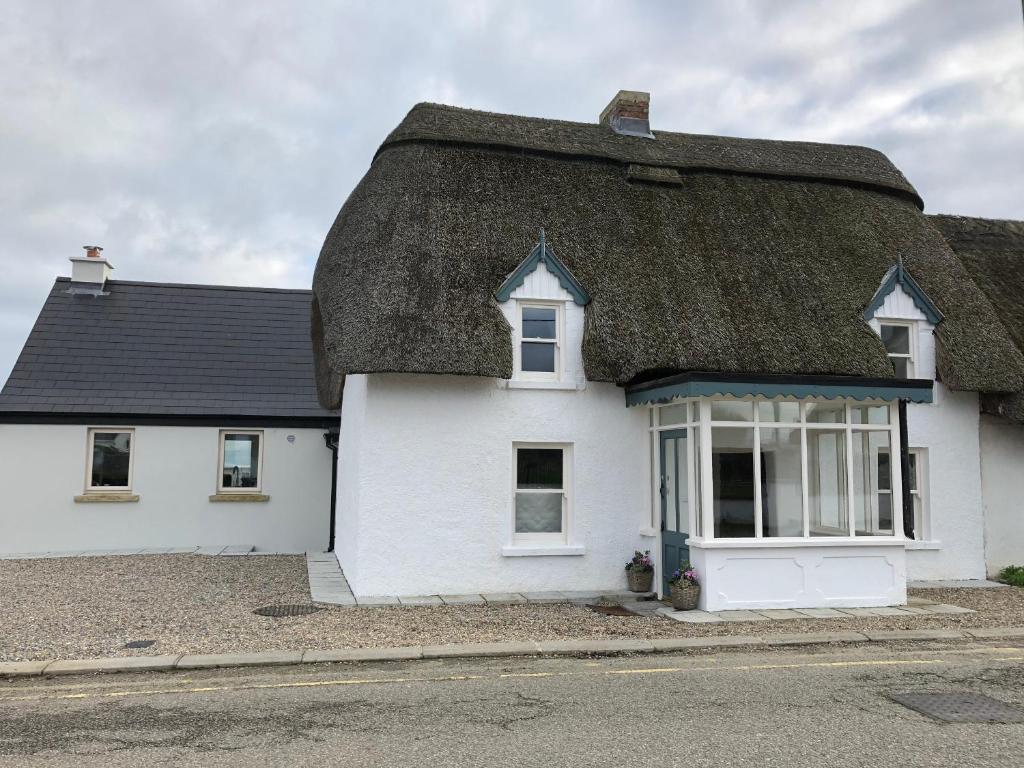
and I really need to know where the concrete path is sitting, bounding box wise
[3,641,1023,766]
[306,552,356,605]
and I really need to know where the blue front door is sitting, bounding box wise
[660,429,690,595]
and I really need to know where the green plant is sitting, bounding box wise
[625,550,654,573]
[668,563,699,586]
[998,565,1024,587]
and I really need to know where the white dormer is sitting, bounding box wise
[495,231,590,390]
[864,260,943,381]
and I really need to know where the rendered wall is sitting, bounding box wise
[338,373,650,597]
[0,424,333,554]
[979,415,1024,577]
[689,542,907,610]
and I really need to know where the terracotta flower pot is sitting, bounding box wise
[670,582,700,610]
[627,569,653,593]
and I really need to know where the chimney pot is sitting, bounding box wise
[599,90,653,138]
[83,245,103,259]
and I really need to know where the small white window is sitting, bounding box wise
[879,322,916,379]
[218,431,263,492]
[86,428,134,492]
[516,302,561,380]
[909,448,929,539]
[513,443,571,545]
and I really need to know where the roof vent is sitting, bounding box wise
[69,245,113,294]
[600,90,653,138]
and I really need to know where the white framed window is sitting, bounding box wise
[909,448,929,540]
[515,302,562,381]
[879,321,916,378]
[85,428,134,492]
[218,430,263,493]
[649,397,903,542]
[512,442,571,545]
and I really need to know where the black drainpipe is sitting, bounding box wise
[323,431,340,552]
[899,400,914,540]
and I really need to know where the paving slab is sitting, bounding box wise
[220,545,255,556]
[866,607,918,616]
[765,632,869,646]
[926,603,976,614]
[176,650,304,669]
[715,610,771,622]
[439,594,485,605]
[651,635,766,651]
[397,595,444,606]
[755,609,806,620]
[520,592,569,603]
[194,546,228,555]
[864,629,966,642]
[536,638,656,655]
[557,591,602,601]
[907,596,938,606]
[0,661,50,676]
[357,596,401,607]
[965,627,1024,640]
[835,607,882,617]
[661,609,723,624]
[44,655,182,675]
[909,579,1007,589]
[899,606,937,615]
[794,607,857,618]
[422,642,540,659]
[302,647,424,663]
[481,593,528,604]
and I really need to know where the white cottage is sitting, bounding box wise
[311,93,1024,608]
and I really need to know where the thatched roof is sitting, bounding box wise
[312,102,1024,409]
[931,214,1024,422]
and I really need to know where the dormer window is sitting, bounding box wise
[879,322,915,379]
[519,303,561,378]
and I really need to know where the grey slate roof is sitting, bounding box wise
[0,278,337,422]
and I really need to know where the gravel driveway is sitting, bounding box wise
[1,554,1021,662]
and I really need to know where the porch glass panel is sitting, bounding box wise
[852,431,893,536]
[711,427,756,538]
[808,430,848,535]
[759,427,803,537]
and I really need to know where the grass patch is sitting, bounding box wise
[998,565,1024,587]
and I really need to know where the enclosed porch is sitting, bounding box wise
[627,373,934,611]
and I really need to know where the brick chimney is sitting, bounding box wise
[599,90,653,138]
[69,245,114,292]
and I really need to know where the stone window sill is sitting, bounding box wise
[905,539,942,551]
[501,545,585,557]
[74,493,139,503]
[503,380,582,391]
[209,493,270,503]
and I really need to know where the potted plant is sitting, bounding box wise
[668,564,700,610]
[624,550,654,593]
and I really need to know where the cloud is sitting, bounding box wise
[1,0,1021,381]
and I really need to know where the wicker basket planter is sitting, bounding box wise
[670,582,701,611]
[626,569,654,593]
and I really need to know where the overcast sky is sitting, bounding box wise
[1,0,1022,382]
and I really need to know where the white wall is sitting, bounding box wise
[335,373,651,597]
[689,541,907,610]
[0,424,334,554]
[979,415,1024,577]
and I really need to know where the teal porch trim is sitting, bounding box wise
[625,372,934,407]
[495,229,591,306]
[864,259,943,325]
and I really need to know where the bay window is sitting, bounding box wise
[653,397,903,541]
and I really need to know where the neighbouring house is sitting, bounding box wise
[0,248,337,554]
[310,92,1024,608]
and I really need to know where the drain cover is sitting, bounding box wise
[890,692,1024,723]
[124,640,155,649]
[587,604,634,617]
[253,604,323,618]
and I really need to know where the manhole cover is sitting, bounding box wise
[587,604,634,617]
[124,640,155,649]
[890,692,1024,723]
[253,604,323,618]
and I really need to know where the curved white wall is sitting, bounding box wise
[0,424,334,554]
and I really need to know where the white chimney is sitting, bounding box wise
[69,245,113,290]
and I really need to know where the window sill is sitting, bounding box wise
[209,493,270,503]
[638,527,659,538]
[501,545,585,557]
[74,493,139,503]
[688,537,907,549]
[905,539,942,551]
[504,380,582,391]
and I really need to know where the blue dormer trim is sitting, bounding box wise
[495,229,591,306]
[864,259,944,325]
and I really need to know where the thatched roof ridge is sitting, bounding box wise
[380,103,924,208]
[311,103,1024,409]
[931,214,1024,422]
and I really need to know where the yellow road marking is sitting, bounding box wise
[3,653,1022,705]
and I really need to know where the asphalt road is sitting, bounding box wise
[1,641,1023,767]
